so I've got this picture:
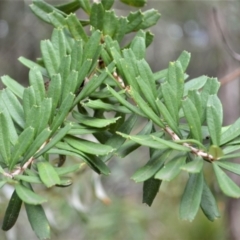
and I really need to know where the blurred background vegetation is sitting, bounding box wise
[1,0,240,239]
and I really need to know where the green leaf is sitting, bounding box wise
[140,9,161,29]
[18,56,48,77]
[70,40,83,70]
[1,75,24,99]
[117,121,153,157]
[10,127,35,170]
[54,163,82,176]
[14,175,42,184]
[2,190,22,231]
[113,17,128,42]
[21,128,52,166]
[0,112,11,164]
[41,40,59,77]
[23,86,36,119]
[72,111,120,128]
[215,161,240,176]
[155,155,186,181]
[50,93,75,133]
[1,89,25,128]
[161,82,179,123]
[200,180,220,221]
[182,97,202,142]
[15,184,47,205]
[221,117,240,145]
[209,145,224,159]
[64,136,115,156]
[103,10,118,37]
[213,163,240,198]
[179,173,203,221]
[121,0,146,7]
[35,123,71,158]
[90,3,105,30]
[78,0,91,14]
[51,28,67,61]
[184,76,208,96]
[25,203,50,240]
[142,177,161,206]
[130,87,164,128]
[131,150,169,182]
[130,36,146,60]
[48,10,66,28]
[66,13,88,42]
[37,161,61,187]
[55,0,82,14]
[178,51,191,72]
[102,0,114,10]
[155,99,181,136]
[181,157,203,173]
[188,90,202,122]
[207,95,223,146]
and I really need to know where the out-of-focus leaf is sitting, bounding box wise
[182,97,202,143]
[140,9,161,29]
[188,90,202,122]
[155,155,186,181]
[121,0,146,7]
[18,56,48,77]
[55,0,81,14]
[131,150,170,182]
[178,51,191,72]
[10,127,35,170]
[207,95,223,146]
[184,76,208,96]
[22,87,36,119]
[101,0,114,10]
[142,177,161,206]
[200,180,220,221]
[64,136,115,156]
[0,112,11,164]
[14,175,42,184]
[48,11,66,28]
[54,163,82,176]
[2,190,22,231]
[179,173,203,221]
[209,145,224,159]
[15,184,47,205]
[181,157,203,173]
[113,17,128,42]
[66,13,88,42]
[215,161,240,176]
[37,161,61,187]
[1,76,24,99]
[41,40,59,77]
[25,203,50,240]
[1,89,25,128]
[78,0,91,14]
[221,117,240,146]
[213,163,240,198]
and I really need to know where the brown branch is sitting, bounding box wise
[220,67,240,86]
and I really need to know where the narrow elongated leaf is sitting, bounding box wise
[155,155,186,181]
[131,36,146,60]
[51,28,66,61]
[178,51,191,72]
[179,173,203,221]
[14,175,42,184]
[18,56,48,77]
[55,0,81,14]
[21,128,52,166]
[161,82,179,123]
[71,40,83,70]
[102,0,114,10]
[103,10,118,37]
[130,87,164,128]
[113,17,128,42]
[54,163,82,176]
[35,124,71,158]
[50,93,75,133]
[25,203,50,240]
[215,161,240,176]
[188,90,202,121]
[41,40,59,77]
[200,180,220,221]
[10,127,35,170]
[182,97,202,142]
[207,95,223,146]
[66,13,88,42]
[65,136,115,156]
[142,177,161,206]
[78,0,91,14]
[184,76,208,96]
[72,111,120,128]
[1,89,25,128]
[132,150,169,182]
[2,190,22,231]
[23,86,36,119]
[181,157,203,173]
[1,76,24,99]
[0,112,11,164]
[213,163,240,198]
[37,161,61,187]
[221,117,240,145]
[15,184,47,205]
[140,9,161,29]
[90,3,105,30]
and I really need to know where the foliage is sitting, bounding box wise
[0,0,240,239]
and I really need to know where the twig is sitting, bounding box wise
[220,67,240,86]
